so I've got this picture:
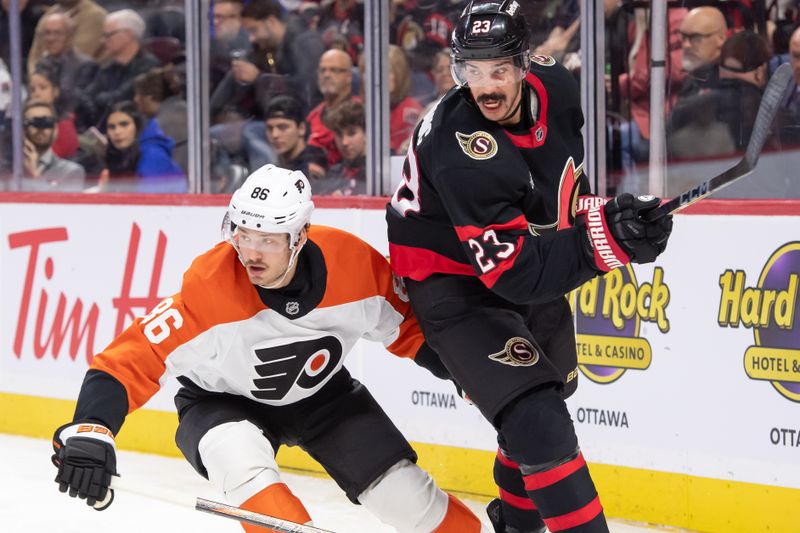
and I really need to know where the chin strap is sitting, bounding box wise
[496,85,525,124]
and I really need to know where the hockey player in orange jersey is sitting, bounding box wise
[51,164,489,533]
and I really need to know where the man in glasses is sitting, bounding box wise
[75,9,159,130]
[677,6,728,99]
[31,13,97,112]
[387,2,672,532]
[307,48,358,167]
[22,99,85,191]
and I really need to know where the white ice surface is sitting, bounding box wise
[1,433,673,532]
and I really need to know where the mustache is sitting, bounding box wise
[476,93,506,104]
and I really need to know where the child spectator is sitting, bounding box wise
[320,99,366,196]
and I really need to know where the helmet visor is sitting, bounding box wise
[450,53,530,87]
[233,228,290,253]
[222,212,291,253]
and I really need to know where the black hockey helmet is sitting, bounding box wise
[450,1,531,86]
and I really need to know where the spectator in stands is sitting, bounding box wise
[677,6,728,98]
[133,65,187,175]
[75,9,161,130]
[783,25,800,121]
[27,0,107,72]
[210,0,250,92]
[28,65,79,159]
[614,6,687,194]
[97,100,186,193]
[307,48,359,166]
[21,99,85,191]
[264,95,327,181]
[240,0,324,106]
[317,0,364,65]
[386,45,422,154]
[320,99,366,196]
[668,31,771,159]
[419,48,453,108]
[31,12,97,113]
[209,0,323,173]
[1,0,43,78]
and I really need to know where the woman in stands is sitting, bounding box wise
[97,100,186,193]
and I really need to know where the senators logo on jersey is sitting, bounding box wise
[456,131,498,160]
[488,337,540,367]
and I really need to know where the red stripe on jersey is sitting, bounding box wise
[543,496,603,532]
[526,72,549,128]
[557,159,578,229]
[453,214,528,241]
[479,235,524,289]
[504,130,534,148]
[388,243,474,280]
[504,72,550,149]
[523,453,587,491]
[499,488,537,510]
[496,448,520,469]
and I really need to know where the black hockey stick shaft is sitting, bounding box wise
[643,63,794,222]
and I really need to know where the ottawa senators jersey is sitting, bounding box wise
[387,59,598,303]
[74,226,422,433]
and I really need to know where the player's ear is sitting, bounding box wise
[298,225,310,246]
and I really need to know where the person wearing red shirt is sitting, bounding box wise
[306,48,359,166]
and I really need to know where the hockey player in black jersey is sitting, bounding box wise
[387,2,673,532]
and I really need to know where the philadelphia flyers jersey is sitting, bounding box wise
[387,59,598,304]
[73,226,423,433]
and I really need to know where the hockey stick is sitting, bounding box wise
[643,63,794,222]
[106,476,337,533]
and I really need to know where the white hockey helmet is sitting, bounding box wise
[223,164,314,249]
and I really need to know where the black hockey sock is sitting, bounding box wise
[520,451,607,532]
[491,447,546,533]
[497,385,609,532]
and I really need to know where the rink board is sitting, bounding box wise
[1,193,799,532]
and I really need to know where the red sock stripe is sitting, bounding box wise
[499,488,537,510]
[496,448,520,469]
[522,453,586,491]
[542,495,603,532]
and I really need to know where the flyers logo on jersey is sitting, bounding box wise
[488,337,540,367]
[250,336,343,400]
[456,131,498,160]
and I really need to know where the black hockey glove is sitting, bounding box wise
[52,421,117,510]
[580,193,672,272]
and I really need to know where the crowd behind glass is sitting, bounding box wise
[1,0,799,196]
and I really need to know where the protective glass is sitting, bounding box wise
[450,53,530,87]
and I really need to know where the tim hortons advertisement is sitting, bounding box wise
[1,200,798,490]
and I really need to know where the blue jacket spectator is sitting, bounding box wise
[136,117,186,193]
